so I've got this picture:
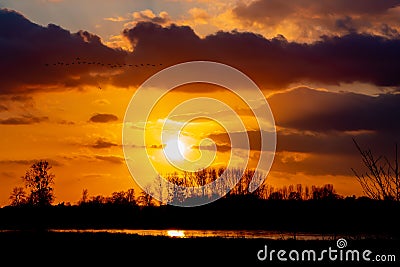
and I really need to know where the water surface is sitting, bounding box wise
[49,229,345,240]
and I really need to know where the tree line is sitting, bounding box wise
[4,161,360,208]
[7,139,400,207]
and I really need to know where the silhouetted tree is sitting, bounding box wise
[90,195,106,205]
[304,186,311,200]
[107,189,137,205]
[79,189,89,205]
[254,182,269,199]
[194,169,208,198]
[125,188,136,205]
[22,160,55,206]
[311,184,339,200]
[151,175,165,204]
[165,172,192,204]
[269,191,283,200]
[352,139,400,201]
[9,187,27,206]
[110,191,127,205]
[137,188,156,207]
[147,166,347,204]
[288,191,301,201]
[296,184,303,199]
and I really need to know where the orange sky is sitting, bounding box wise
[2,1,400,206]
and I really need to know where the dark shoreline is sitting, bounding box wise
[1,198,399,236]
[0,231,398,266]
[1,198,399,266]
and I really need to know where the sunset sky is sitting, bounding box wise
[1,0,400,206]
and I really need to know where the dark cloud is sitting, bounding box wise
[2,9,400,92]
[207,130,276,152]
[0,159,32,165]
[234,0,400,20]
[314,0,400,14]
[233,0,400,38]
[268,87,400,132]
[271,130,400,176]
[206,128,393,156]
[278,130,400,161]
[380,24,400,39]
[0,7,398,104]
[94,155,124,164]
[277,131,362,155]
[91,139,118,149]
[0,104,7,112]
[58,120,75,125]
[0,95,34,113]
[89,113,118,123]
[64,154,124,164]
[205,129,363,176]
[0,115,48,125]
[10,95,33,102]
[148,144,163,149]
[231,0,400,41]
[335,16,357,33]
[272,152,358,176]
[233,0,296,21]
[191,144,231,153]
[0,159,62,166]
[206,128,400,176]
[123,22,400,89]
[122,22,201,72]
[0,8,127,94]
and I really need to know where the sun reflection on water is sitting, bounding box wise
[167,230,185,238]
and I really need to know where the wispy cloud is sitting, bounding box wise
[91,139,118,149]
[104,16,128,22]
[94,155,124,164]
[124,9,171,28]
[0,159,62,166]
[0,115,48,125]
[0,105,8,112]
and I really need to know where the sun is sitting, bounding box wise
[164,138,187,161]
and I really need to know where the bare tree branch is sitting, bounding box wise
[352,138,399,201]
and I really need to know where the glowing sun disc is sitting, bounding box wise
[164,139,186,161]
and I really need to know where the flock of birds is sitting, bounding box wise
[44,57,163,69]
[43,57,164,90]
